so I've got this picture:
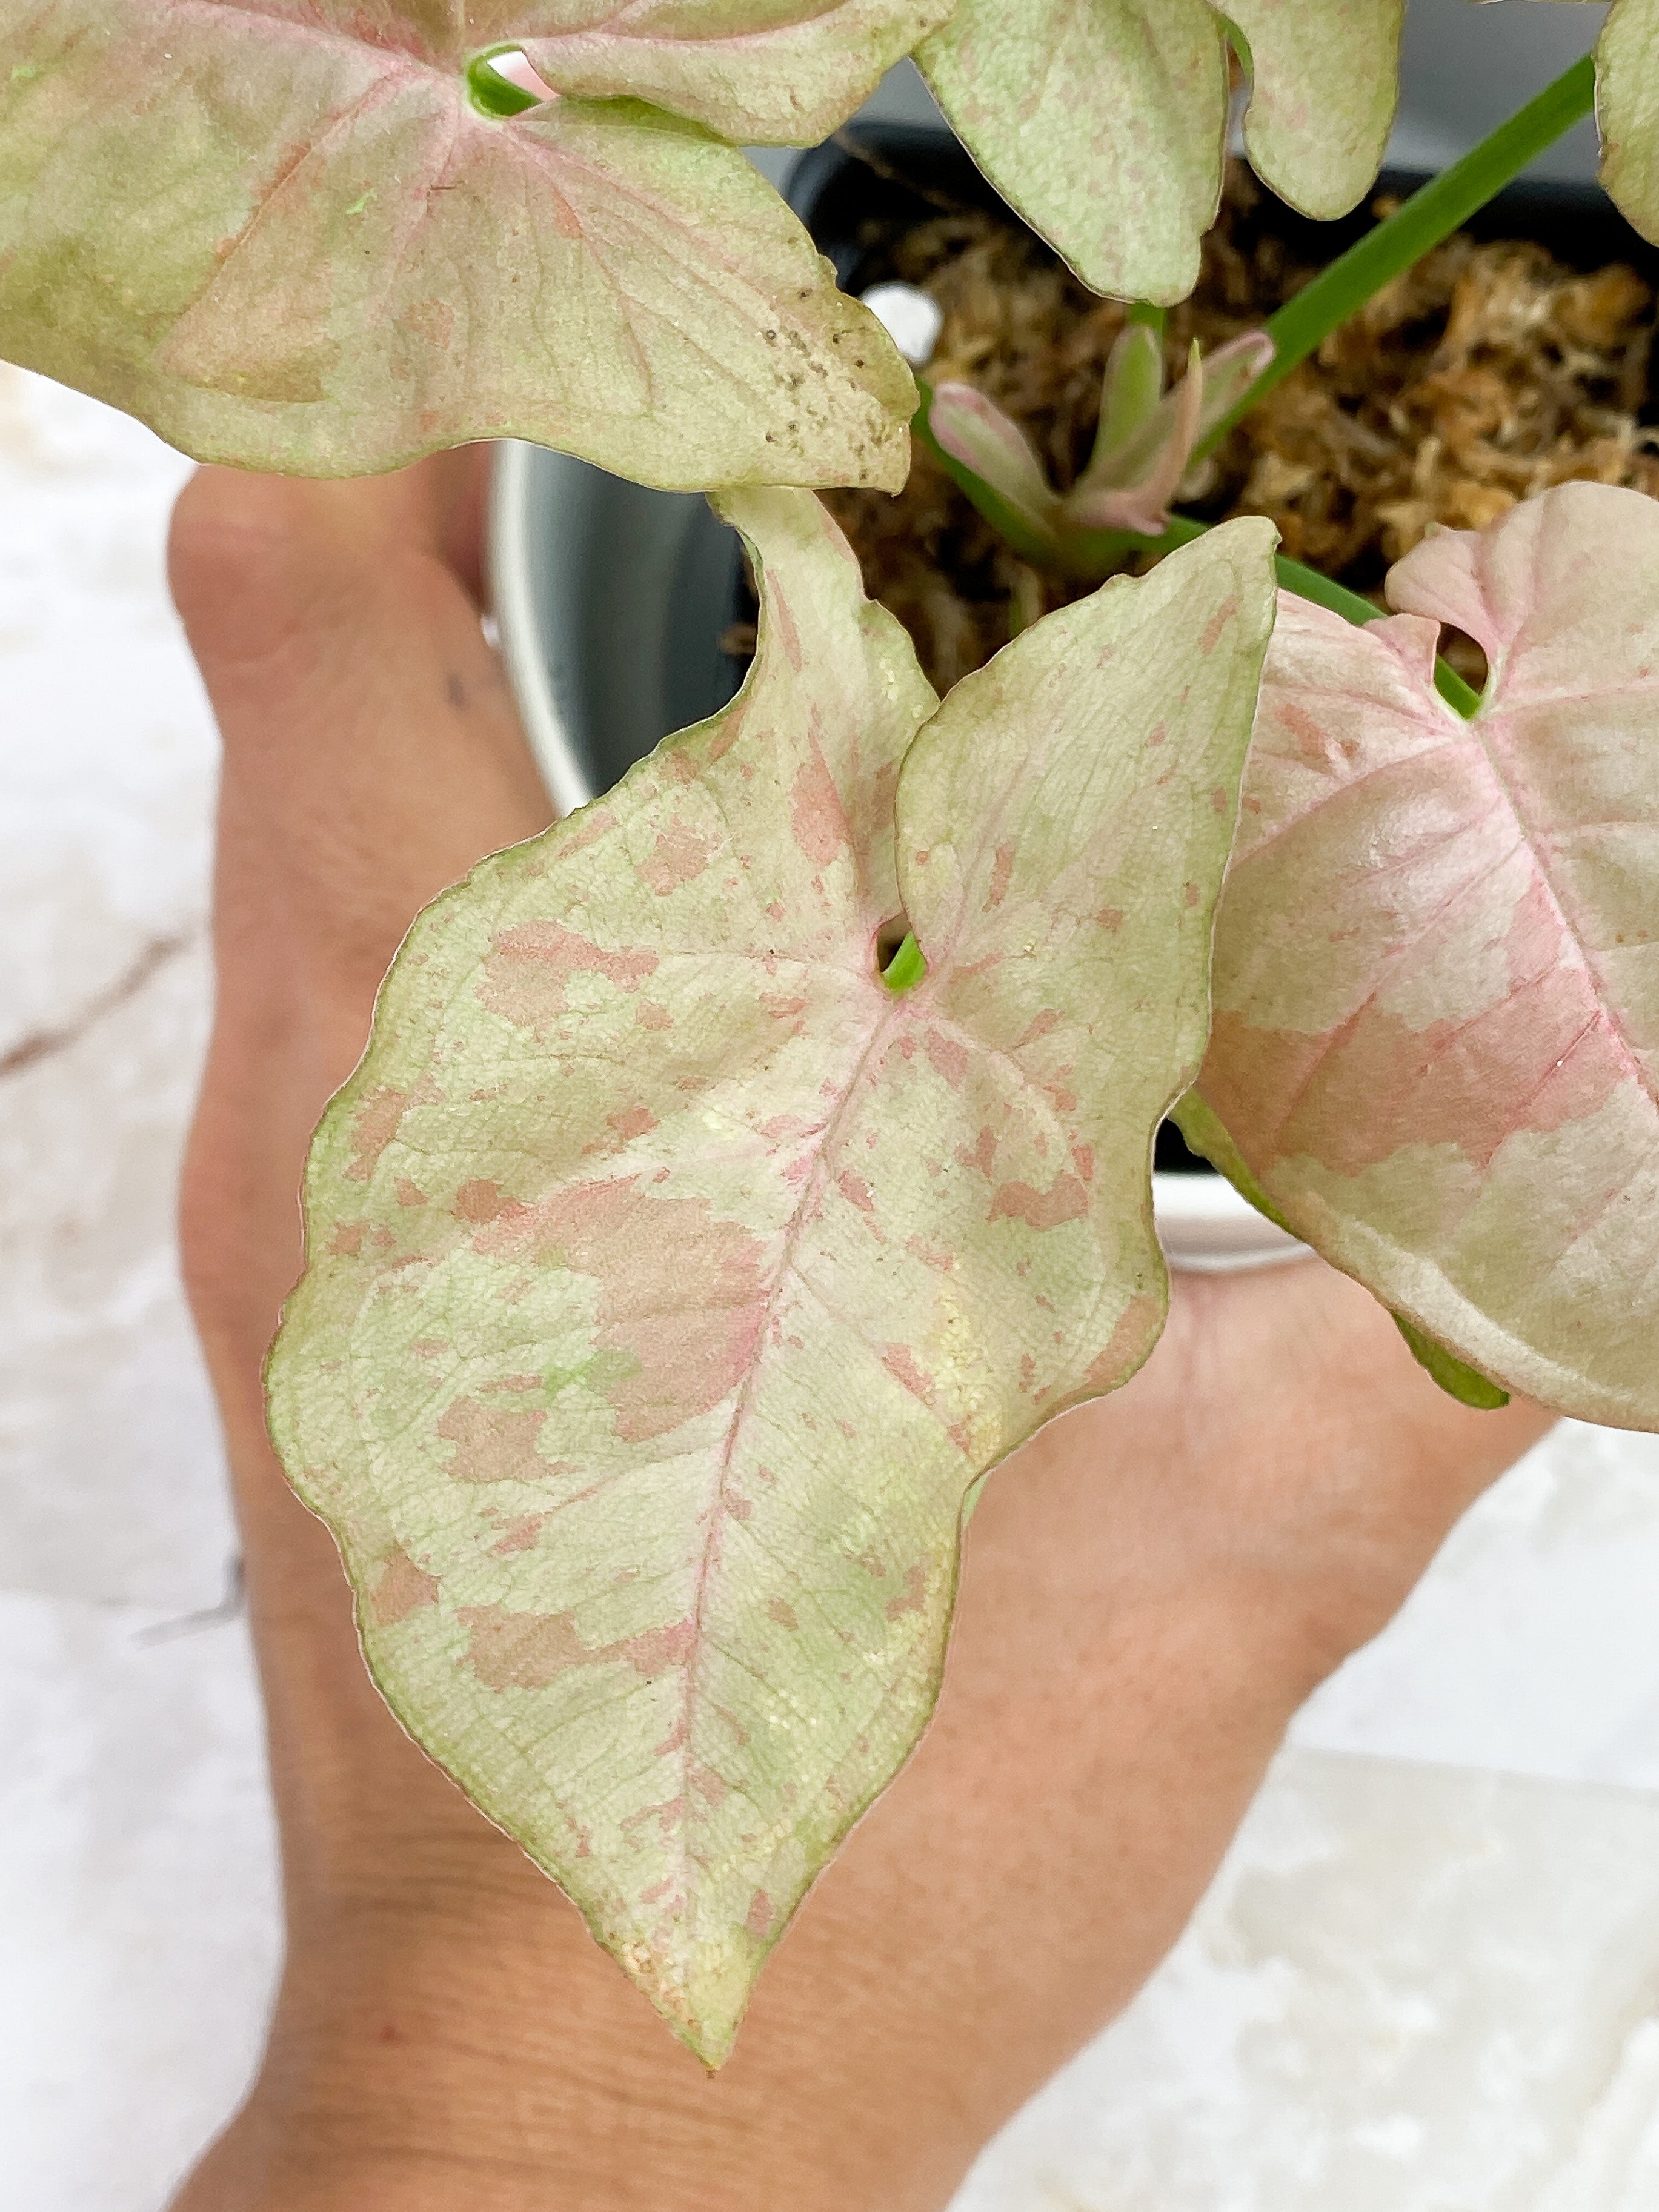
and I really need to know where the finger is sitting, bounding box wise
[171,454,552,1046]
[173,454,553,1425]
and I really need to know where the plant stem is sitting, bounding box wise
[1074,513,1481,714]
[1198,49,1598,459]
[915,436,1483,717]
[913,379,1062,566]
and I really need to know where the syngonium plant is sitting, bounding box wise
[8,0,1659,2065]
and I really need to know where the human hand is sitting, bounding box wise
[165,456,1552,2212]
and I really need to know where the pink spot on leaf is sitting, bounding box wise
[437,1397,548,1483]
[924,1027,970,1087]
[984,840,1016,912]
[458,1606,696,1690]
[1200,594,1240,654]
[454,1178,508,1223]
[789,743,851,869]
[480,922,658,1031]
[884,1562,926,1622]
[476,1180,766,1444]
[639,819,717,895]
[607,1106,658,1142]
[956,1126,997,1178]
[989,1173,1089,1229]
[371,1547,439,1627]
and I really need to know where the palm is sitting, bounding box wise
[167,455,1551,2212]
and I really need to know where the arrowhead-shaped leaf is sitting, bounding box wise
[1192,483,1659,1429]
[0,4,913,486]
[917,0,1403,304]
[519,0,957,145]
[266,492,1277,2062]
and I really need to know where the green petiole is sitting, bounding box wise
[880,931,927,993]
[466,46,544,118]
[914,388,1483,716]
[1198,49,1598,459]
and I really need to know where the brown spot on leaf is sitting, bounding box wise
[768,1597,800,1631]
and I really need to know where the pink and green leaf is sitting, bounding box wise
[926,380,1064,545]
[1226,0,1408,224]
[1194,483,1659,1429]
[517,0,957,145]
[0,4,914,485]
[1593,0,1659,246]
[265,492,1277,2064]
[917,0,1405,304]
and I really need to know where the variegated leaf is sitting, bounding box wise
[519,0,957,145]
[917,0,1403,304]
[266,491,1277,2063]
[1227,0,1407,224]
[1192,483,1659,1429]
[1595,0,1659,245]
[0,4,912,485]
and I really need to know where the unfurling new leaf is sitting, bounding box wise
[927,328,1274,554]
[266,492,1277,2065]
[1193,483,1659,1430]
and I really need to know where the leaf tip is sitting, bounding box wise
[1392,1313,1510,1411]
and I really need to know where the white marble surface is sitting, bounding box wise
[5,363,1659,2212]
